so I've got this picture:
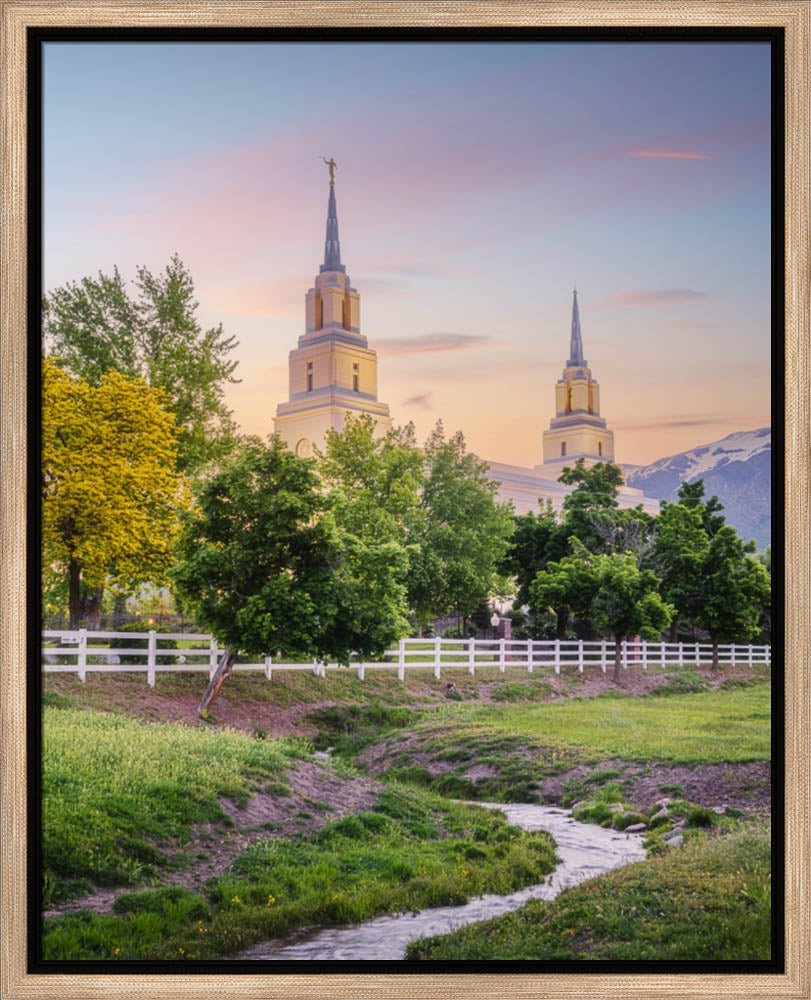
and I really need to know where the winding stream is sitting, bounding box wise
[232,803,647,961]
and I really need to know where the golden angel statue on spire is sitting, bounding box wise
[322,157,337,185]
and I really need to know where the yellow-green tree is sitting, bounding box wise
[42,358,187,628]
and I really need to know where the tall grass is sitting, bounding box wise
[43,706,302,897]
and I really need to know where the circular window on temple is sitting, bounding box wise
[295,437,311,458]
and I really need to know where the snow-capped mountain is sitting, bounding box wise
[625,428,771,549]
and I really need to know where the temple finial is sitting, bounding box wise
[567,288,586,367]
[320,164,345,273]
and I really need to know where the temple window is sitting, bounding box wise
[561,442,567,457]
[307,361,313,392]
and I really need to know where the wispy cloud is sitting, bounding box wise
[376,333,491,356]
[402,392,432,409]
[614,415,735,431]
[602,289,709,308]
[625,150,711,160]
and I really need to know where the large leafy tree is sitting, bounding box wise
[42,255,239,473]
[528,540,600,639]
[172,435,410,714]
[42,358,187,628]
[588,552,673,683]
[675,479,726,538]
[651,501,710,641]
[406,422,515,630]
[500,501,559,609]
[317,415,424,544]
[690,526,771,671]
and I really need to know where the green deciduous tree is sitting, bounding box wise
[588,551,674,683]
[42,358,187,629]
[43,255,239,473]
[675,479,726,537]
[172,435,411,714]
[406,422,515,630]
[528,540,600,639]
[651,501,710,641]
[500,501,559,609]
[689,526,772,671]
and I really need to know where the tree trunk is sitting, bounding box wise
[68,559,82,629]
[711,634,719,672]
[84,587,103,631]
[556,609,569,639]
[198,644,234,716]
[112,593,127,629]
[669,619,678,644]
[613,634,623,684]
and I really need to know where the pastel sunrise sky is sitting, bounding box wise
[43,41,771,467]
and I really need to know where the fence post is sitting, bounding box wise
[601,639,607,673]
[358,661,365,680]
[766,645,771,666]
[528,639,534,673]
[434,636,441,679]
[312,659,320,677]
[209,638,218,681]
[554,639,560,675]
[695,641,700,667]
[660,640,665,670]
[641,640,647,672]
[578,639,584,673]
[499,638,506,673]
[398,638,405,682]
[468,638,475,676]
[264,655,272,681]
[622,639,628,670]
[77,628,87,683]
[747,644,753,667]
[147,629,157,688]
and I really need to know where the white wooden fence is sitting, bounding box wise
[42,630,771,688]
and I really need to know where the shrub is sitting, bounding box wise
[108,623,178,665]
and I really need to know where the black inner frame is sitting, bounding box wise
[25,24,786,977]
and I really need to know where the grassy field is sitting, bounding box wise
[460,683,771,763]
[406,820,771,961]
[349,683,771,805]
[42,702,305,901]
[41,704,558,960]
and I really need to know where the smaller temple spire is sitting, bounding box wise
[320,160,345,273]
[567,288,586,367]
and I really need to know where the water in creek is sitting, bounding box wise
[232,802,647,961]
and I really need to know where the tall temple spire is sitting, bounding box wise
[320,164,345,273]
[567,288,586,367]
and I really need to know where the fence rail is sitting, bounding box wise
[41,630,771,687]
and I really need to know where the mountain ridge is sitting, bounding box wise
[625,428,771,549]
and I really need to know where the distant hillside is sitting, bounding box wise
[626,428,771,550]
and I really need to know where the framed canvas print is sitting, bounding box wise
[1,2,809,999]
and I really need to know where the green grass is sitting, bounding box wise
[405,821,771,961]
[42,785,558,961]
[42,707,303,900]
[461,684,771,763]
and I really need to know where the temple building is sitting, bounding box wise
[541,289,615,474]
[273,166,658,516]
[485,291,657,515]
[273,165,391,457]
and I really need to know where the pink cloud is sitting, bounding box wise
[402,392,432,409]
[625,150,711,160]
[600,289,709,308]
[376,333,490,356]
